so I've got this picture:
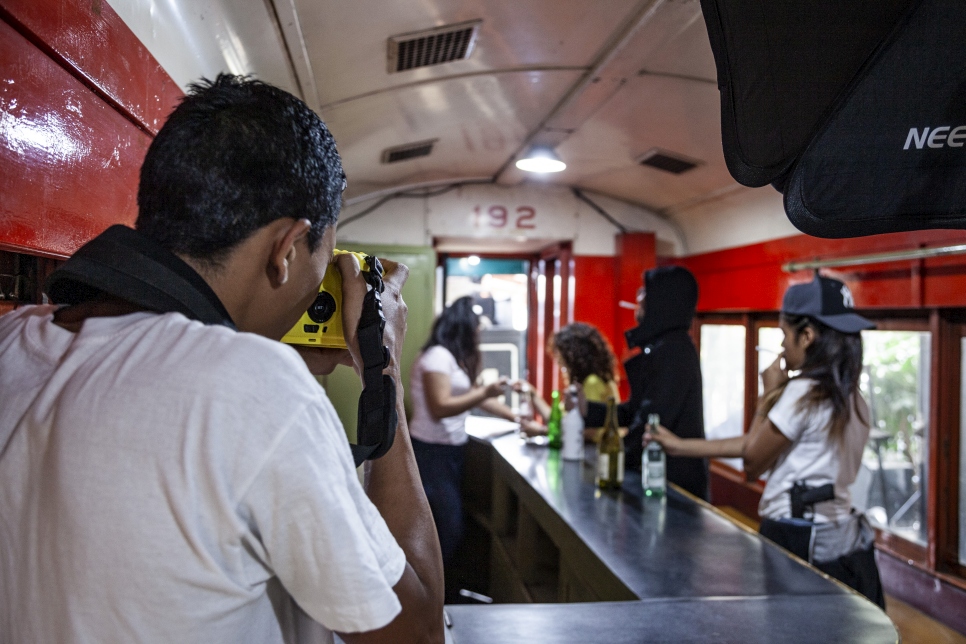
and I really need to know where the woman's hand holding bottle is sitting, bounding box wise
[643,422,684,457]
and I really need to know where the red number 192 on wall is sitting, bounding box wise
[473,205,537,230]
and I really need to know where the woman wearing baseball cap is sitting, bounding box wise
[645,274,885,608]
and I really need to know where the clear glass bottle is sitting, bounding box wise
[643,412,666,496]
[547,390,563,449]
[596,397,624,489]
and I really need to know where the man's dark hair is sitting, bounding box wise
[137,74,344,265]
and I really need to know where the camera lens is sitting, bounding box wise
[307,291,337,323]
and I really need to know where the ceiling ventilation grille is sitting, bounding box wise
[388,20,481,73]
[638,148,701,175]
[381,139,438,164]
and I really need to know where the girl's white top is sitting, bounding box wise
[409,345,473,445]
[759,378,871,523]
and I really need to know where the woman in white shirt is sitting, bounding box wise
[409,297,542,564]
[645,275,884,608]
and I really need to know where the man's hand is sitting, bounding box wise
[294,254,407,379]
[335,254,409,381]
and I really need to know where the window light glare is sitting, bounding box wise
[467,255,481,265]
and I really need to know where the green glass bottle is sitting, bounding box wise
[547,390,563,449]
[596,398,625,490]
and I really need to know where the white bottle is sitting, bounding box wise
[561,387,584,461]
[643,413,666,495]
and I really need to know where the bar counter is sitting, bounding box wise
[443,419,898,643]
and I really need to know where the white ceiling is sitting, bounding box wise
[110,0,798,256]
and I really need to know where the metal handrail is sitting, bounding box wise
[782,243,966,273]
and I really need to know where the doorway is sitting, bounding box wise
[439,242,573,405]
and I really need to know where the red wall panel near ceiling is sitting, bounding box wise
[573,256,617,345]
[0,18,151,257]
[572,233,656,398]
[0,0,182,134]
[674,229,966,312]
[573,255,625,392]
[615,232,655,349]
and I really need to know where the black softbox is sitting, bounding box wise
[701,0,966,237]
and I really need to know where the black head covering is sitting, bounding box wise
[781,274,875,333]
[626,265,698,348]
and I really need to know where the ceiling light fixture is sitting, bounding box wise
[515,146,566,173]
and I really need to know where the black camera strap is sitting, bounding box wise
[351,255,397,464]
[45,226,397,467]
[45,225,236,328]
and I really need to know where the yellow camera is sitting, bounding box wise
[281,249,378,349]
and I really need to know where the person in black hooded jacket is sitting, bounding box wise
[584,265,709,500]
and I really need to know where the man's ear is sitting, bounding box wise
[268,219,312,288]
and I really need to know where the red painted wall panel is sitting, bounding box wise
[0,18,150,257]
[573,255,617,339]
[572,234,655,397]
[0,0,182,135]
[573,255,622,387]
[615,232,656,351]
[675,230,966,312]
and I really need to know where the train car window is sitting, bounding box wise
[700,323,746,471]
[853,329,931,547]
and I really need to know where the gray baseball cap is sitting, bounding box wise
[781,275,875,333]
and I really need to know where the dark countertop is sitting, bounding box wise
[492,433,838,599]
[446,597,896,644]
[447,423,898,643]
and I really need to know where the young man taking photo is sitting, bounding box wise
[0,75,444,644]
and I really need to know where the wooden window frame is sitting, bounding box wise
[860,313,932,568]
[935,313,966,584]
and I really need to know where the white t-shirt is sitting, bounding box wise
[0,306,405,644]
[408,346,472,445]
[759,378,871,523]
